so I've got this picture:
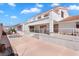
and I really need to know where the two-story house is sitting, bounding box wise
[22,6,69,35]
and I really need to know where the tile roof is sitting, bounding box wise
[60,15,79,22]
[53,6,68,14]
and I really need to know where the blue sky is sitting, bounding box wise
[0,3,79,26]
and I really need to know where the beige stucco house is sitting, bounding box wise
[22,6,79,35]
[22,7,69,34]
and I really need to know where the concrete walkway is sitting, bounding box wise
[8,34,79,56]
[32,33,79,51]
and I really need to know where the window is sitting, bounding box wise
[29,26,34,32]
[54,24,59,33]
[44,13,49,17]
[61,11,64,18]
[76,22,79,28]
[38,16,41,19]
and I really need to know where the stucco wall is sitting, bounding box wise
[23,17,50,32]
[49,11,63,34]
[34,25,40,32]
[58,9,69,18]
[51,11,63,21]
[59,21,76,34]
[27,18,50,26]
[22,23,30,32]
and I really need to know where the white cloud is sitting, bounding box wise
[8,3,16,7]
[21,7,41,14]
[68,5,79,10]
[31,8,40,12]
[0,10,4,14]
[51,3,60,7]
[10,16,17,19]
[36,3,43,8]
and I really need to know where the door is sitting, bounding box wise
[40,25,47,33]
[54,24,59,33]
[29,26,34,32]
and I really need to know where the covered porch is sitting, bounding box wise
[29,23,49,34]
[58,21,79,36]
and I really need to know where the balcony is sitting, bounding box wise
[38,16,49,20]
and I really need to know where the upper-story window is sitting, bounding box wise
[61,11,64,18]
[38,16,41,19]
[44,13,49,17]
[76,22,79,28]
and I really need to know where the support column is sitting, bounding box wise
[49,20,54,35]
[49,12,54,35]
[23,24,30,33]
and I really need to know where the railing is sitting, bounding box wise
[24,28,79,37]
[38,16,49,20]
[58,28,79,36]
[32,29,49,34]
[28,16,50,23]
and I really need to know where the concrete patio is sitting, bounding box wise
[8,34,79,56]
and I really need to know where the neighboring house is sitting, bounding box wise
[3,26,11,33]
[9,24,23,32]
[14,24,22,31]
[0,23,3,40]
[22,6,69,35]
